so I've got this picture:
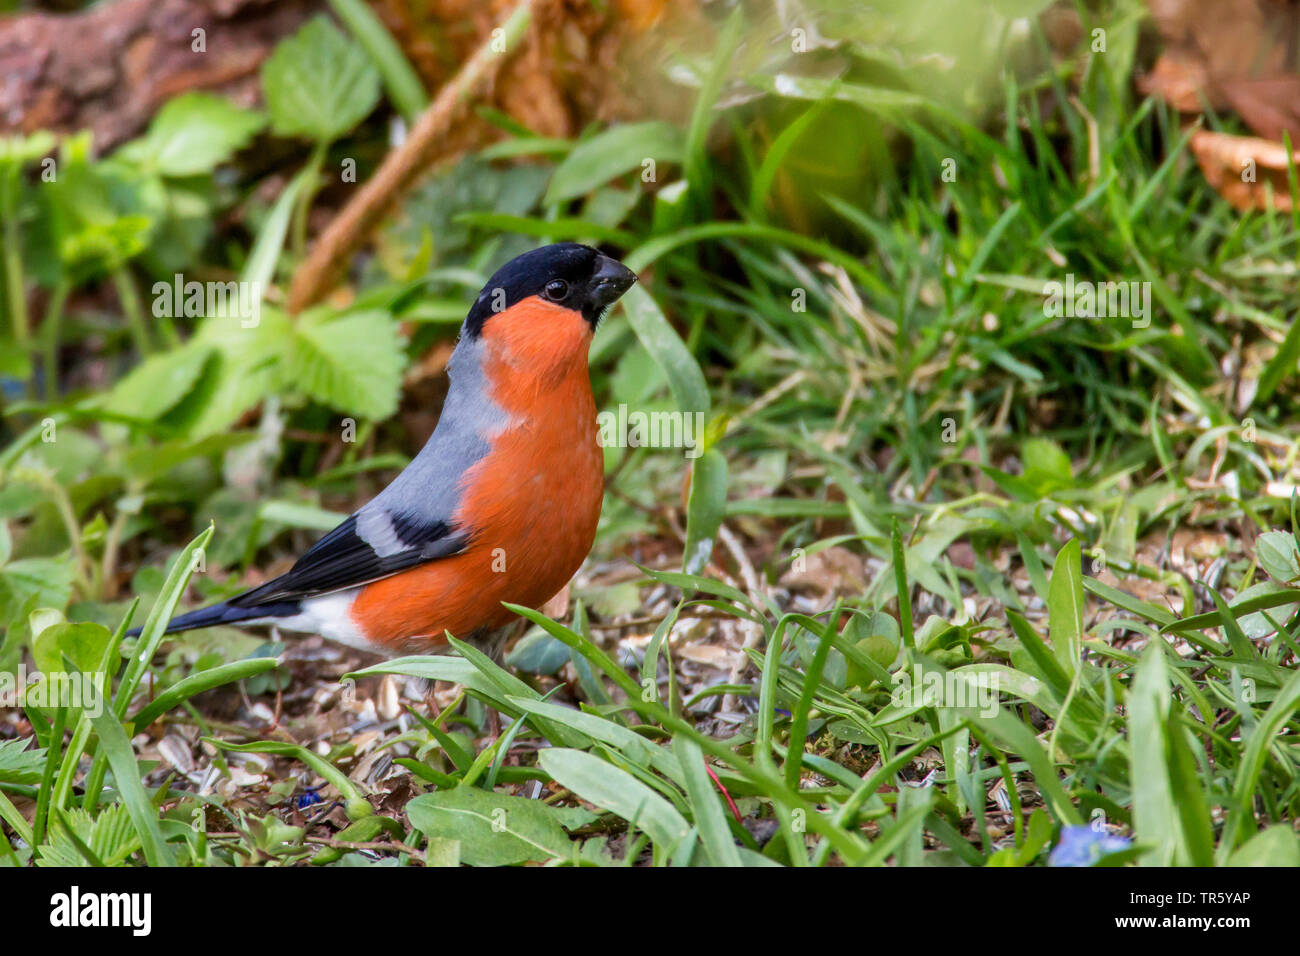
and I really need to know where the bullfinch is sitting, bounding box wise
[132,243,637,655]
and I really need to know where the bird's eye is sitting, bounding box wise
[543,279,569,301]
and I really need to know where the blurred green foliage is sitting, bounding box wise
[1,0,1298,868]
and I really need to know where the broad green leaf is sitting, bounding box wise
[59,218,152,276]
[285,308,404,420]
[0,131,56,166]
[258,500,347,532]
[0,738,45,786]
[682,448,727,574]
[116,92,265,176]
[1048,538,1083,670]
[1255,530,1300,585]
[36,805,139,867]
[545,122,683,205]
[1021,437,1073,492]
[100,341,214,421]
[504,629,571,676]
[0,558,74,624]
[177,310,292,437]
[406,786,572,866]
[840,609,899,688]
[261,15,381,142]
[325,0,427,122]
[1228,825,1300,866]
[32,621,112,722]
[538,748,691,851]
[1128,645,1180,866]
[424,837,461,867]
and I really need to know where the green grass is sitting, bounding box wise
[2,1,1300,866]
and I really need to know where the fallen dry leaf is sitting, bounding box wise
[677,643,739,669]
[779,545,867,598]
[1143,0,1300,140]
[1190,130,1300,210]
[542,584,571,620]
[1142,0,1300,207]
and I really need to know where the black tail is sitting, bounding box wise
[125,600,301,638]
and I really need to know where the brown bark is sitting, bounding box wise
[0,0,318,151]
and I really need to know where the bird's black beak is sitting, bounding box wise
[584,255,637,325]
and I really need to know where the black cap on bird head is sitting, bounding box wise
[463,242,637,337]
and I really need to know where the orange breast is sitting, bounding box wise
[349,300,603,651]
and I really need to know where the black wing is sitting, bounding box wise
[228,511,468,607]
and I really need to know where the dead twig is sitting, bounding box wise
[719,524,767,713]
[286,0,539,314]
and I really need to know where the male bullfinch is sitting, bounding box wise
[133,243,636,655]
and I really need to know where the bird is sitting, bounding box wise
[131,243,637,656]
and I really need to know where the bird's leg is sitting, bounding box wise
[475,621,516,744]
[422,681,442,720]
